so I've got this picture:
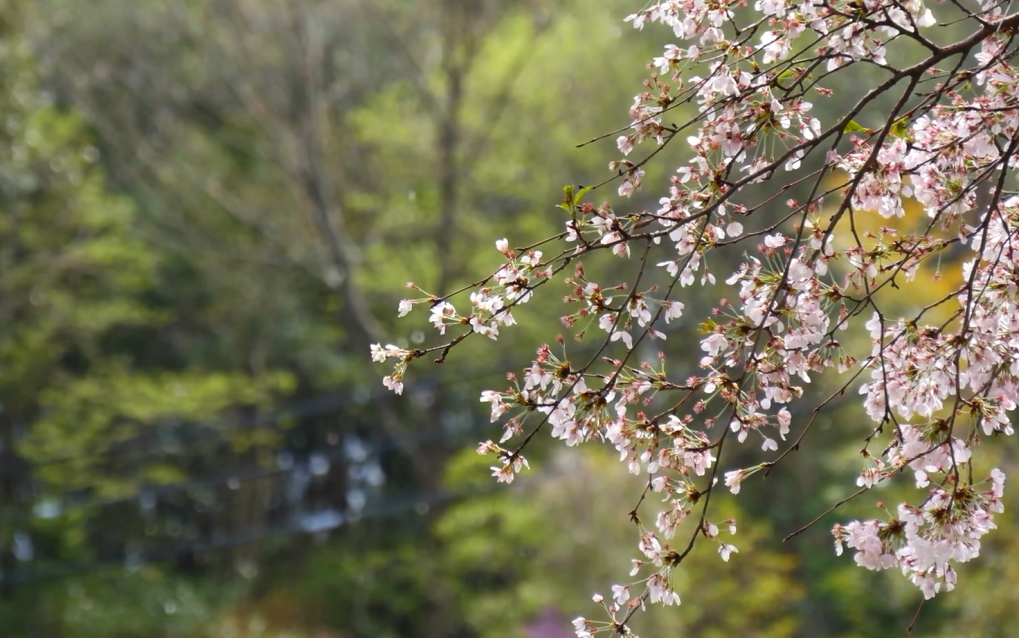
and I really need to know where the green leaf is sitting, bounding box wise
[574,184,592,204]
[889,116,909,138]
[843,120,870,134]
[562,183,592,210]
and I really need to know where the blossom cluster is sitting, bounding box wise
[833,469,1005,599]
[374,0,1019,634]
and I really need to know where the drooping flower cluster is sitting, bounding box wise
[375,0,1019,634]
[833,469,1005,599]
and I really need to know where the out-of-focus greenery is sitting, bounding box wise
[437,447,805,638]
[0,0,1016,636]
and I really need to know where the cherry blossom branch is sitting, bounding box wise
[377,0,1019,632]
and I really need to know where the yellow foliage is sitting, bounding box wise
[820,170,966,326]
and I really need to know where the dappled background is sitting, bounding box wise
[1,0,1018,636]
